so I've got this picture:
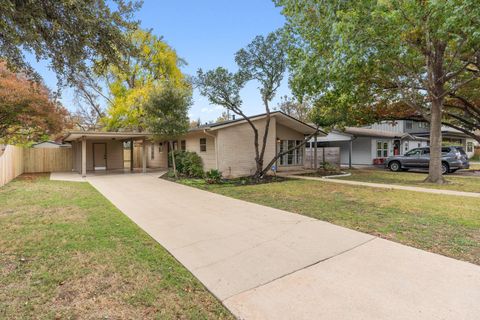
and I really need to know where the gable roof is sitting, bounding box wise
[190,111,326,135]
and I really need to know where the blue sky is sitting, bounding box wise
[28,0,290,123]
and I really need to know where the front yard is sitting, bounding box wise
[0,175,232,319]
[336,168,480,193]
[180,178,480,265]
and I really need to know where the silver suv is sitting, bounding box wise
[385,146,470,174]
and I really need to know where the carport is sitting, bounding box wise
[63,131,152,177]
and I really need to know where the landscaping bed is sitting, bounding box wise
[0,174,233,319]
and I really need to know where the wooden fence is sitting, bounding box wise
[0,145,24,187]
[23,148,73,173]
[304,147,340,169]
[123,146,143,168]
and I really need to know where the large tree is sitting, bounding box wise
[277,0,480,183]
[276,95,311,122]
[0,0,140,85]
[103,29,188,131]
[197,31,293,179]
[0,62,68,144]
[144,84,192,178]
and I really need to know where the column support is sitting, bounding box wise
[81,136,87,177]
[313,134,318,170]
[349,140,353,169]
[130,138,134,172]
[142,138,147,173]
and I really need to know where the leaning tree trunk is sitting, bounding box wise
[169,140,177,178]
[425,99,445,184]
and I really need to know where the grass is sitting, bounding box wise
[334,169,480,193]
[0,174,233,320]
[177,178,480,266]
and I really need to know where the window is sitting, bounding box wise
[405,120,413,130]
[200,138,207,152]
[181,140,186,151]
[151,143,155,160]
[405,148,421,157]
[467,142,473,153]
[376,141,389,158]
[418,122,429,129]
[158,142,163,153]
[278,140,304,166]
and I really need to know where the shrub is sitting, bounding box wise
[205,169,222,184]
[168,150,204,178]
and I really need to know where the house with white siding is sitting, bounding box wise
[63,112,323,178]
[313,120,478,167]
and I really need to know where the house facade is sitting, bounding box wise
[63,112,322,177]
[147,112,321,177]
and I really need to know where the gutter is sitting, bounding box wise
[203,129,219,170]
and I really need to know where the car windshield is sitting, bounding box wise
[456,147,467,155]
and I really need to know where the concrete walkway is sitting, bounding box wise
[288,175,480,198]
[52,172,480,319]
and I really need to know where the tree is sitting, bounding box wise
[0,62,68,144]
[276,95,311,122]
[144,84,192,178]
[103,29,188,131]
[0,0,140,85]
[277,0,480,183]
[197,30,293,179]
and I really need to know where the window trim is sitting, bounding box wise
[278,139,304,166]
[376,140,389,158]
[181,140,186,152]
[151,143,155,160]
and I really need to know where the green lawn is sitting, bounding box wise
[0,175,233,319]
[180,178,480,265]
[335,169,480,193]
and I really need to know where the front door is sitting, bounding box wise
[93,143,107,170]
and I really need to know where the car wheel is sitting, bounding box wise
[441,162,449,175]
[389,161,401,172]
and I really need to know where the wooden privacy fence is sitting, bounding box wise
[0,145,74,187]
[23,148,73,173]
[304,147,340,169]
[0,145,24,187]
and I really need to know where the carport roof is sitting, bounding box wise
[62,131,151,142]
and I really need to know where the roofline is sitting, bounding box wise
[205,111,325,134]
[62,131,151,141]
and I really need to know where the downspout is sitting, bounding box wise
[203,129,219,170]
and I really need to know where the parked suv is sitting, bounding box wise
[385,146,469,174]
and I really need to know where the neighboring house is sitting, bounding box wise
[32,141,71,148]
[315,119,479,166]
[402,120,479,158]
[313,126,428,166]
[63,112,323,177]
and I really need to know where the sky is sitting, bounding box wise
[27,0,290,123]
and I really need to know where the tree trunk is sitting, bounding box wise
[169,140,177,178]
[425,99,445,184]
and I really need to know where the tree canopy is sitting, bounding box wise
[103,29,189,131]
[0,62,68,144]
[0,0,140,85]
[277,0,480,183]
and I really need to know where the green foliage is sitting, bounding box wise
[277,0,480,127]
[205,169,223,184]
[144,83,191,141]
[103,29,189,131]
[0,0,140,85]
[168,151,204,178]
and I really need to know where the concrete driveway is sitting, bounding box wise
[64,172,480,319]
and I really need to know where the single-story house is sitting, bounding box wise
[313,127,429,166]
[32,141,71,148]
[63,111,324,177]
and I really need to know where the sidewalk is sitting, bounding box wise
[288,175,480,198]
